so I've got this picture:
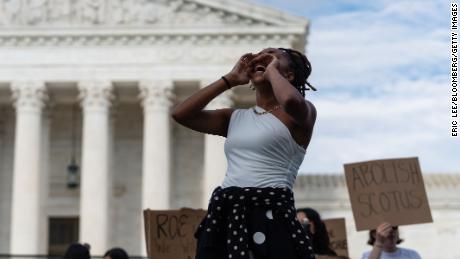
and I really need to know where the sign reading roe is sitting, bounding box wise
[144,208,207,259]
[344,157,432,231]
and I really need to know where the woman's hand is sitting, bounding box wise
[375,222,393,247]
[264,54,280,73]
[223,53,255,88]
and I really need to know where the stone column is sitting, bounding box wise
[139,80,174,210]
[9,81,48,254]
[139,80,174,256]
[78,80,113,255]
[201,80,234,207]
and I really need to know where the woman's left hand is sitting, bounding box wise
[264,54,280,72]
[263,54,282,82]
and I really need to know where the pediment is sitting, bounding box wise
[0,0,308,28]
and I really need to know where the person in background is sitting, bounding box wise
[103,247,129,259]
[63,243,90,259]
[82,243,91,252]
[361,222,421,259]
[296,207,337,256]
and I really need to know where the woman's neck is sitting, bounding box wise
[255,84,279,110]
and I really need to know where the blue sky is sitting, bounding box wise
[249,0,457,174]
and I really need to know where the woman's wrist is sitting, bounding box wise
[221,76,232,89]
[222,74,238,89]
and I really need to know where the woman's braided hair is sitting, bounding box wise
[278,48,316,97]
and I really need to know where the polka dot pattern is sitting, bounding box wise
[195,186,315,259]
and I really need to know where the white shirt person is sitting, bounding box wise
[361,222,422,259]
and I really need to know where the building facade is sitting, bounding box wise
[0,1,459,259]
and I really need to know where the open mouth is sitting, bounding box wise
[252,64,266,74]
[249,54,273,75]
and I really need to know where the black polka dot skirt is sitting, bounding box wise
[194,186,315,259]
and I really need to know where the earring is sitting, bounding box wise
[249,83,255,91]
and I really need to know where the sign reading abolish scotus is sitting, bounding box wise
[144,208,207,259]
[344,157,432,231]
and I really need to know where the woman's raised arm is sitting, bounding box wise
[171,53,253,137]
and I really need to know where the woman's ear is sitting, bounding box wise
[284,71,295,83]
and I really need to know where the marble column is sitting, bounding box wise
[9,81,48,254]
[139,80,174,256]
[78,80,113,255]
[201,80,234,207]
[139,80,174,210]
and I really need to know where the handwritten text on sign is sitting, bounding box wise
[144,208,207,259]
[344,157,432,231]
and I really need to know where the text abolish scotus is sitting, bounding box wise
[346,158,425,219]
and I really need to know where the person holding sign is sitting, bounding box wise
[172,48,317,259]
[361,222,421,259]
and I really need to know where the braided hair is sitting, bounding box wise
[278,48,316,97]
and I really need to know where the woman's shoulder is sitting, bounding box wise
[305,99,316,107]
[230,107,252,117]
[305,99,317,116]
[227,108,243,128]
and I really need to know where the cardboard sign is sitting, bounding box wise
[344,157,433,231]
[323,218,348,257]
[143,208,207,259]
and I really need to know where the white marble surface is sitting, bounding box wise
[78,80,113,254]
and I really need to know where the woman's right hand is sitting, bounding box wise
[375,222,392,247]
[223,53,255,88]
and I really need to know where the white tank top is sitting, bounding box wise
[221,105,306,189]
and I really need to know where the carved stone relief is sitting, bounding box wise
[0,0,269,27]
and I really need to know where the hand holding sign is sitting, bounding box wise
[374,222,393,247]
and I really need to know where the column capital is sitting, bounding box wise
[139,80,175,112]
[10,81,48,112]
[78,80,114,111]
